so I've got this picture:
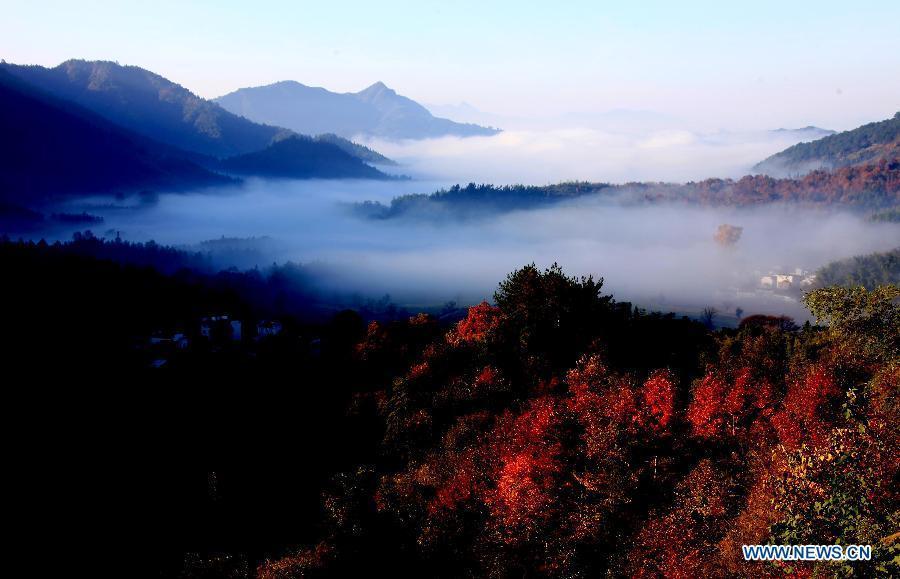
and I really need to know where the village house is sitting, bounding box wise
[775,274,795,289]
[759,268,815,291]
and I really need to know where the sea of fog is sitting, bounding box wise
[51,177,900,323]
[357,126,832,184]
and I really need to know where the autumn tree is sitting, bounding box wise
[804,284,899,364]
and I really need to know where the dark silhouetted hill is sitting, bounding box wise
[0,59,293,158]
[215,80,499,140]
[0,69,231,204]
[1,60,395,169]
[220,135,390,179]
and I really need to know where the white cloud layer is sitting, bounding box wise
[361,127,824,185]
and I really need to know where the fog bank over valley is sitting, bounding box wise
[51,176,899,323]
[359,120,834,184]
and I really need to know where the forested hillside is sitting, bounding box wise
[0,69,230,202]
[3,236,896,577]
[356,157,900,219]
[254,265,899,578]
[817,247,900,289]
[755,112,900,177]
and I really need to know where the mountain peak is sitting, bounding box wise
[359,81,394,96]
[52,59,185,95]
[56,59,145,77]
[57,58,115,69]
[2,59,289,157]
[270,80,306,88]
[215,79,501,139]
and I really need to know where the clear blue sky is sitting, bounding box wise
[2,1,898,130]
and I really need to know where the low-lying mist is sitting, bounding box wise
[53,177,900,323]
[359,126,824,184]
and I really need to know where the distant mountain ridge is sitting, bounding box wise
[0,60,394,189]
[1,59,292,158]
[215,80,500,140]
[755,113,900,177]
[769,126,836,140]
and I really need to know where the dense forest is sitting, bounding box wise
[754,112,900,176]
[2,236,897,577]
[246,265,897,578]
[355,156,900,219]
[0,235,419,576]
[0,234,424,331]
[817,247,900,289]
[352,182,612,219]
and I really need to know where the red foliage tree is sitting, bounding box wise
[640,369,676,433]
[770,364,839,449]
[446,301,502,346]
[625,460,733,578]
[687,371,729,439]
[484,396,563,539]
[687,366,777,442]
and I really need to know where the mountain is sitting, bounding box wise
[215,80,500,140]
[0,60,293,158]
[769,126,836,141]
[0,69,230,205]
[0,60,395,166]
[1,60,397,182]
[755,113,900,177]
[219,135,389,179]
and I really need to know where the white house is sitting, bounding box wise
[775,274,795,289]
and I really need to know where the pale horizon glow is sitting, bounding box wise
[2,1,899,132]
